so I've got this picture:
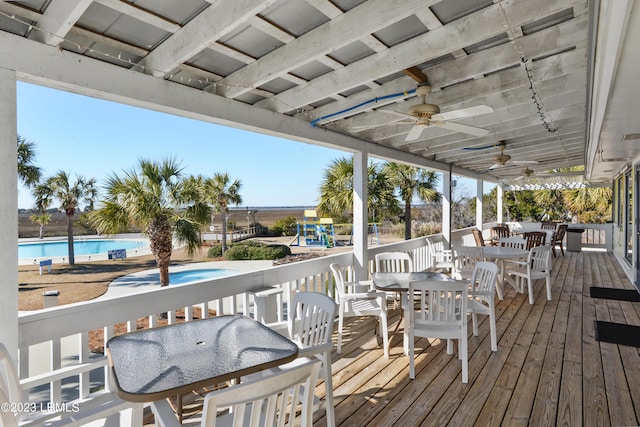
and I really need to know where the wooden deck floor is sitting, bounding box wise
[314,250,640,427]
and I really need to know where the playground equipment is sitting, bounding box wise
[348,223,380,245]
[290,210,335,248]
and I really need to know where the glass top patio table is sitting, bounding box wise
[372,271,456,291]
[106,315,299,402]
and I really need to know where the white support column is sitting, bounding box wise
[476,178,483,230]
[442,169,452,245]
[497,184,504,223]
[352,151,368,281]
[0,68,18,359]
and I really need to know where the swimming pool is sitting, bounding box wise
[18,239,147,259]
[168,268,237,285]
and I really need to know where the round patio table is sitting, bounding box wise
[482,246,529,299]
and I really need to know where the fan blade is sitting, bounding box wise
[431,120,489,136]
[431,105,493,121]
[405,125,425,141]
[488,163,503,170]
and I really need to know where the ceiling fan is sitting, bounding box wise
[489,141,539,170]
[401,84,493,142]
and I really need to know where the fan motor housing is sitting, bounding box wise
[494,154,511,164]
[408,102,440,119]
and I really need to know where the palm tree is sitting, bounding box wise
[316,157,399,223]
[31,180,53,239]
[203,173,242,253]
[89,159,210,286]
[30,213,51,239]
[564,186,612,223]
[35,172,96,264]
[17,135,41,187]
[383,163,440,240]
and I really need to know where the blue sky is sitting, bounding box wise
[17,82,489,209]
[17,82,348,209]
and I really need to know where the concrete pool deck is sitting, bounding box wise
[102,260,274,298]
[18,234,152,265]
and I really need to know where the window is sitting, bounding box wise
[625,170,633,263]
[618,175,624,226]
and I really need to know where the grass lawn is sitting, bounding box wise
[18,246,212,311]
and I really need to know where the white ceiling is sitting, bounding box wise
[0,0,637,187]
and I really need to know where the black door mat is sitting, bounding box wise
[589,287,640,302]
[595,321,640,347]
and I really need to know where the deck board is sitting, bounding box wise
[323,251,640,427]
[152,251,640,427]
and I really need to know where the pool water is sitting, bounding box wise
[169,269,237,285]
[19,239,147,259]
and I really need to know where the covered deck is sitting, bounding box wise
[156,249,637,426]
[323,250,640,426]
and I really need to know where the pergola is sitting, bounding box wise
[0,0,638,359]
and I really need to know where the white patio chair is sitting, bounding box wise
[151,357,321,427]
[425,236,453,271]
[506,245,553,304]
[408,280,469,383]
[375,251,414,307]
[498,236,526,249]
[451,245,484,280]
[0,387,17,427]
[330,263,389,358]
[497,236,527,272]
[0,343,142,427]
[467,262,499,351]
[375,251,414,273]
[282,291,338,427]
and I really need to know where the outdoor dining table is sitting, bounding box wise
[106,315,299,420]
[482,246,530,299]
[511,226,555,242]
[372,271,460,355]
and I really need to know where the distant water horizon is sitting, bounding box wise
[231,206,314,210]
[19,205,315,213]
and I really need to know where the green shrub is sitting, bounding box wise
[271,216,298,236]
[223,242,291,260]
[207,244,224,258]
[224,245,251,260]
[207,241,292,260]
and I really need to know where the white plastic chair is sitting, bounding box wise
[467,262,499,351]
[151,357,321,427]
[375,251,414,307]
[330,263,389,358]
[507,245,553,304]
[284,291,337,427]
[425,236,453,271]
[408,280,469,383]
[0,343,142,427]
[375,251,414,273]
[498,236,526,249]
[451,246,484,280]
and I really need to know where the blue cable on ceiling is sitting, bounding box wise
[310,89,416,127]
[462,144,501,151]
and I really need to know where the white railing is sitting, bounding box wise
[16,231,482,420]
[505,221,612,251]
[576,223,612,250]
[201,225,261,244]
[12,218,613,424]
